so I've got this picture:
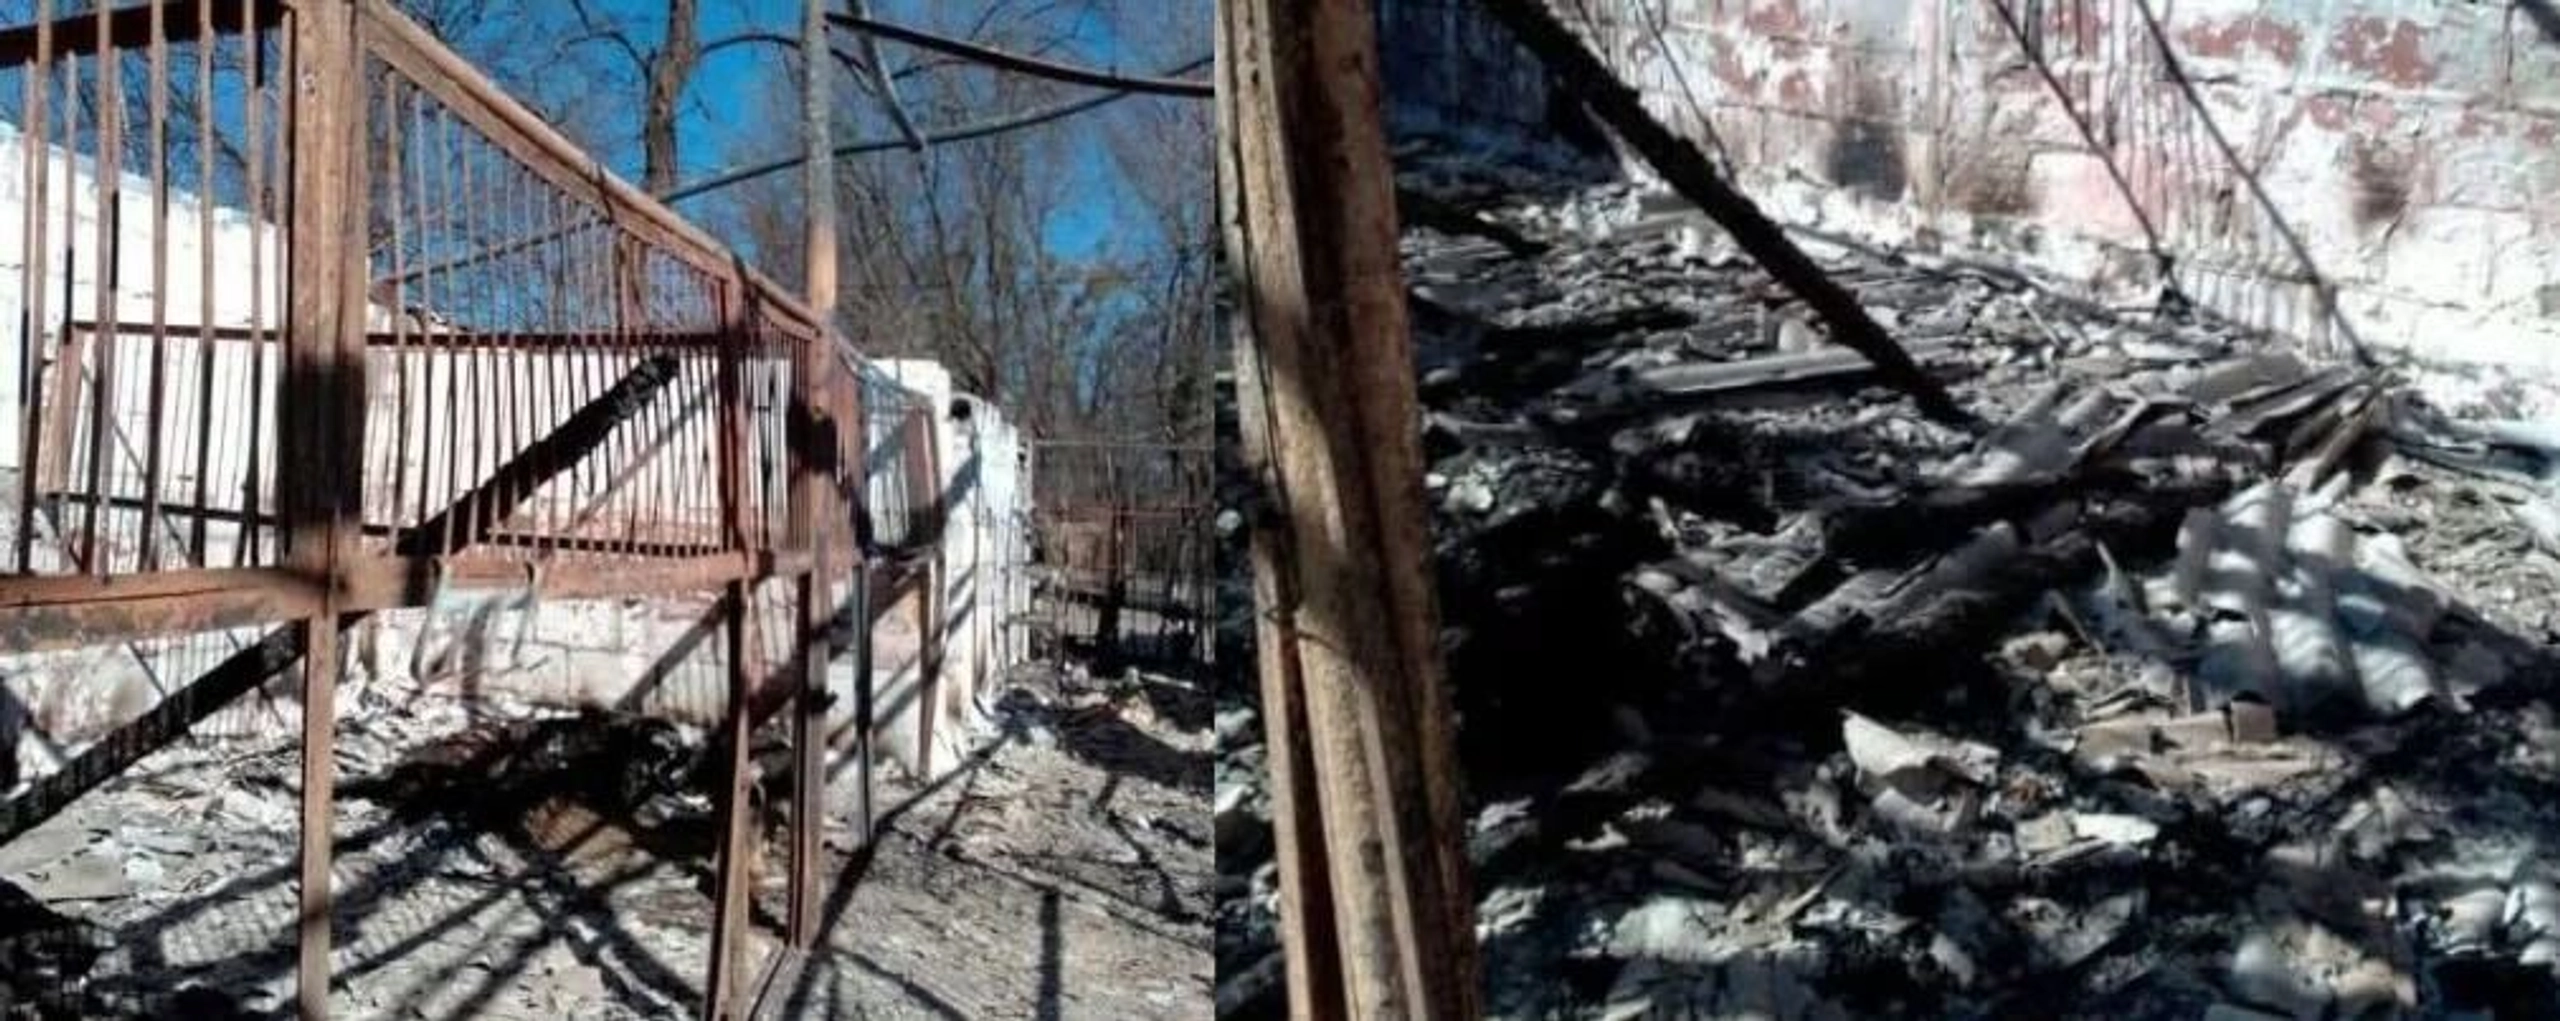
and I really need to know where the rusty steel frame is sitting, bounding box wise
[1027,438,1213,666]
[0,2,921,1017]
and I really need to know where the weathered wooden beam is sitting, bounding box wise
[1393,186,1545,259]
[1221,0,1479,1016]
[1474,0,1976,427]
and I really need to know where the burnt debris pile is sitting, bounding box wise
[1216,142,2560,1019]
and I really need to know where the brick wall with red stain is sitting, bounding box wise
[1379,0,2560,371]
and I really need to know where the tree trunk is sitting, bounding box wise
[643,0,699,194]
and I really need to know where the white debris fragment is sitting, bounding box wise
[2068,813,2159,848]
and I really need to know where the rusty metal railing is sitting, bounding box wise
[1027,437,1212,665]
[0,2,947,1016]
[0,1,940,631]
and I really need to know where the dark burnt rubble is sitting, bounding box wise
[1216,141,2560,1020]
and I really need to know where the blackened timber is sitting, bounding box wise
[0,620,304,844]
[395,353,680,556]
[1394,186,1545,259]
[1474,0,1976,427]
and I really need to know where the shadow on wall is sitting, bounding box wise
[2525,1,2560,46]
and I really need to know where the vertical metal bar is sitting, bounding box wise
[385,80,411,541]
[460,142,488,554]
[284,2,365,1016]
[141,0,171,570]
[43,48,78,526]
[657,265,681,538]
[448,132,477,553]
[494,156,524,552]
[641,257,666,549]
[420,97,449,542]
[532,183,559,560]
[188,0,216,564]
[79,3,124,574]
[238,8,267,565]
[16,0,53,574]
[579,218,602,543]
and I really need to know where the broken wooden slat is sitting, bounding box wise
[1395,185,1546,259]
[1634,337,1965,397]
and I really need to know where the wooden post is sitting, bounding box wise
[786,0,838,952]
[1218,1,1478,1017]
[283,1,367,1017]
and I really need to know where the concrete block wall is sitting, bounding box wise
[863,360,1034,778]
[1379,0,2560,372]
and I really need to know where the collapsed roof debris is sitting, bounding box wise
[1216,143,2560,1019]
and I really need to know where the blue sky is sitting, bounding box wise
[587,0,1198,265]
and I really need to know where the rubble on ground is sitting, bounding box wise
[1215,139,2560,1019]
[1,657,1214,1018]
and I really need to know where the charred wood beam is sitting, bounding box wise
[1634,336,1967,397]
[0,619,306,845]
[1473,0,1976,427]
[1393,186,1546,259]
[396,353,680,557]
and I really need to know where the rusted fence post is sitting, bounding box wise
[1218,0,1480,1016]
[786,0,839,953]
[282,0,368,1016]
[842,373,874,848]
[705,286,760,1020]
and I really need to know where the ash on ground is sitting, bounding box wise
[3,658,1212,1020]
[1216,141,2560,1020]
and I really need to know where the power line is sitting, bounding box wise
[660,55,1211,205]
[827,12,1214,98]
